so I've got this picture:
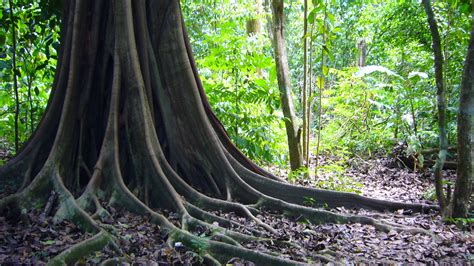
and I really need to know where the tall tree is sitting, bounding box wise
[422,0,449,214]
[8,0,20,152]
[357,39,367,67]
[0,0,435,263]
[247,0,263,36]
[271,0,302,171]
[302,0,309,169]
[452,3,474,218]
[313,0,329,177]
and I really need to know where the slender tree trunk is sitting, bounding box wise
[451,7,474,218]
[409,85,418,138]
[28,78,34,133]
[423,0,448,214]
[307,12,316,176]
[247,0,263,76]
[8,0,20,152]
[27,77,33,134]
[302,0,309,169]
[357,39,366,67]
[271,0,302,171]
[314,2,327,177]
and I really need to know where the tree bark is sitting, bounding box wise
[302,0,309,169]
[422,0,449,214]
[452,7,474,218]
[271,0,302,171]
[314,1,328,177]
[357,39,366,67]
[8,0,20,152]
[246,0,262,36]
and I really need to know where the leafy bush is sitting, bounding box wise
[184,2,288,165]
[0,1,60,151]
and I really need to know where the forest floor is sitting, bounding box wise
[0,151,472,264]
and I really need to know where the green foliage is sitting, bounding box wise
[289,156,362,194]
[183,0,288,165]
[0,0,60,151]
[445,217,474,230]
[301,0,468,163]
[288,167,309,182]
[280,0,470,164]
[197,31,284,163]
[303,196,316,207]
[423,180,454,201]
[320,64,443,156]
[423,188,437,201]
[315,160,363,194]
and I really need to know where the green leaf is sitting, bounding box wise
[308,10,315,24]
[0,60,10,71]
[322,45,334,61]
[322,65,329,76]
[35,62,48,71]
[41,240,55,245]
[327,13,335,25]
[317,76,324,89]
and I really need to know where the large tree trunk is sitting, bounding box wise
[423,0,449,214]
[452,8,474,218]
[0,0,436,263]
[271,0,302,171]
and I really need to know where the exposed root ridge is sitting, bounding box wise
[252,196,434,236]
[103,184,306,264]
[48,231,115,266]
[185,202,267,236]
[228,151,438,213]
